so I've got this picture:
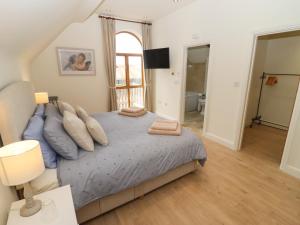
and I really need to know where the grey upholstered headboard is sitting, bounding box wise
[0,81,36,145]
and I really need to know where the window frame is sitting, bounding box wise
[115,31,145,107]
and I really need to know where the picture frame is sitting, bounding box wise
[56,47,96,75]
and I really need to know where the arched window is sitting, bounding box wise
[115,32,144,109]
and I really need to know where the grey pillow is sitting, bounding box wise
[44,116,78,160]
[45,104,62,120]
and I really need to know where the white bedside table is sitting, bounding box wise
[7,185,78,225]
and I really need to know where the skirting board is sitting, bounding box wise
[280,164,300,179]
[204,132,235,150]
[261,122,289,131]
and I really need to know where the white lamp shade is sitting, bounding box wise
[0,140,45,186]
[35,92,49,104]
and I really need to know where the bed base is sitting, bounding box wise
[76,160,198,224]
[0,82,200,224]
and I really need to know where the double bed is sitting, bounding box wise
[0,81,207,223]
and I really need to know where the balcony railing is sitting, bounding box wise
[116,87,144,110]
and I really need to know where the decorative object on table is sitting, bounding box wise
[35,92,49,105]
[49,96,59,107]
[0,140,45,217]
[56,47,96,75]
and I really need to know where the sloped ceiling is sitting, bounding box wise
[0,0,104,61]
[97,0,196,21]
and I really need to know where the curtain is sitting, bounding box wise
[101,18,118,111]
[142,23,153,112]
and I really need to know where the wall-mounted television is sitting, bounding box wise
[143,48,170,69]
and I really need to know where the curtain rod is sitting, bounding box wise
[99,15,152,26]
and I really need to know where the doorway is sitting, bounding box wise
[242,30,300,165]
[183,45,210,131]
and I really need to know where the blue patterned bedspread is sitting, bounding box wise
[58,112,207,209]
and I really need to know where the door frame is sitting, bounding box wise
[237,25,300,175]
[179,42,211,135]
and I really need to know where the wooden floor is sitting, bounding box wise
[84,125,300,225]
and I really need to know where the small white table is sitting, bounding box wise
[7,185,78,225]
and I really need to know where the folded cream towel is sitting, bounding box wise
[151,120,178,131]
[118,110,146,117]
[155,119,178,124]
[148,125,181,136]
[121,107,144,113]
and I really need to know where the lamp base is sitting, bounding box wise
[20,199,42,217]
[20,182,42,217]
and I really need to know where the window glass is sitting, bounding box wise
[116,56,126,87]
[128,56,142,86]
[115,32,144,109]
[116,33,142,54]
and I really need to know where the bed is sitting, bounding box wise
[0,81,207,224]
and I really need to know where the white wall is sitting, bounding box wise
[0,51,19,225]
[0,0,104,63]
[0,50,24,225]
[0,2,103,224]
[0,53,23,89]
[0,184,16,225]
[152,0,300,149]
[246,36,300,127]
[263,37,300,128]
[31,15,108,113]
[265,36,300,74]
[116,20,142,39]
[31,15,142,113]
[245,40,268,126]
[281,82,300,179]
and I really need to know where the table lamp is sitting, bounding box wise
[35,92,49,104]
[0,140,45,217]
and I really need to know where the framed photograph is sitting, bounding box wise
[56,47,96,75]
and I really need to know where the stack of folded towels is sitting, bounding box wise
[148,119,181,136]
[118,107,146,117]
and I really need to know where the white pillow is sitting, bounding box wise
[63,111,94,151]
[86,117,108,145]
[75,106,89,122]
[58,101,76,115]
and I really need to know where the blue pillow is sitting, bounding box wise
[23,115,57,168]
[34,104,45,117]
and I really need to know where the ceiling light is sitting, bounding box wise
[173,0,182,3]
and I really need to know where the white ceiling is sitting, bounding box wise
[97,0,196,21]
[0,0,103,60]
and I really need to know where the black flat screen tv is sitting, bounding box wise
[143,48,170,69]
